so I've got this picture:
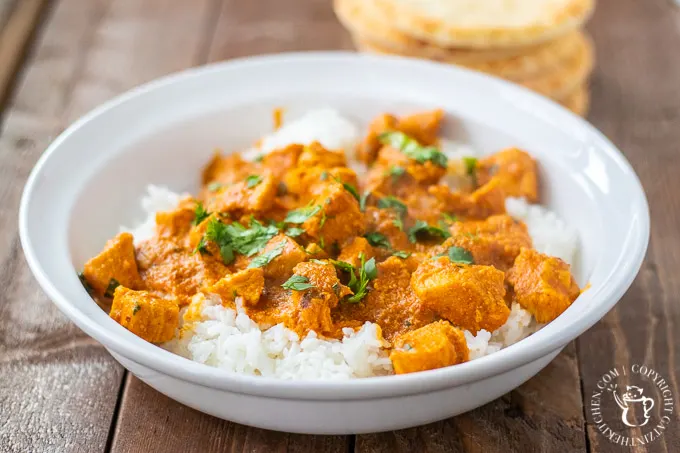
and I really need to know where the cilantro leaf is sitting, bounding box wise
[386,165,406,181]
[448,246,474,264]
[392,250,412,259]
[377,196,408,218]
[463,157,478,186]
[392,217,404,231]
[202,217,279,265]
[347,254,377,303]
[245,175,262,188]
[104,278,120,298]
[78,272,93,294]
[364,232,391,249]
[248,241,286,268]
[285,227,304,237]
[329,254,377,304]
[333,176,360,202]
[192,202,210,226]
[379,131,448,168]
[207,182,224,192]
[281,275,315,291]
[254,154,265,163]
[407,220,451,243]
[285,205,321,224]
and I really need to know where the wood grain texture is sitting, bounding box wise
[110,374,349,453]
[0,0,221,451]
[580,0,680,452]
[0,0,49,108]
[356,344,585,453]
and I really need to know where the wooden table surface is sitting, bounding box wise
[0,0,678,452]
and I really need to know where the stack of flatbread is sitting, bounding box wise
[334,0,595,116]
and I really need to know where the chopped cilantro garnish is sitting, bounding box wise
[201,217,279,265]
[385,165,406,181]
[254,154,265,163]
[132,303,141,315]
[379,131,448,168]
[284,227,304,237]
[281,275,315,291]
[334,177,360,203]
[392,217,404,231]
[248,241,286,268]
[193,236,212,256]
[407,220,451,243]
[392,250,412,259]
[285,205,321,224]
[77,272,93,294]
[329,254,377,304]
[207,182,224,192]
[364,232,391,249]
[463,157,478,186]
[104,278,120,298]
[320,171,329,181]
[192,202,210,226]
[448,246,474,264]
[377,196,408,218]
[245,175,262,188]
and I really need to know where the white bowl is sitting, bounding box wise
[19,52,649,434]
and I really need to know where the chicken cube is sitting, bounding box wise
[355,113,398,165]
[506,248,580,323]
[136,238,229,305]
[411,257,509,333]
[337,237,375,268]
[297,142,347,169]
[254,234,308,280]
[477,148,539,202]
[206,171,277,214]
[449,215,532,270]
[300,182,365,247]
[155,198,199,239]
[283,166,358,197]
[287,261,352,336]
[83,232,144,297]
[206,267,264,307]
[261,144,303,180]
[202,152,258,186]
[389,321,469,374]
[110,286,179,343]
[396,109,444,146]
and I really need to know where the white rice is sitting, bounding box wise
[242,108,359,161]
[505,197,579,265]
[164,296,393,380]
[126,109,579,378]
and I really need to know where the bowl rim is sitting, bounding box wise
[19,51,650,400]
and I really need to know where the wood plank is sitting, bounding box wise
[356,344,585,453]
[109,1,354,452]
[0,0,218,451]
[110,374,349,453]
[206,0,354,61]
[579,0,680,451]
[0,0,49,109]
